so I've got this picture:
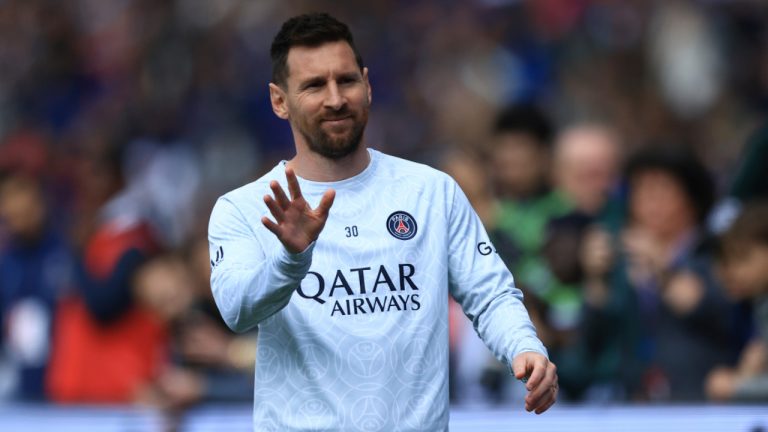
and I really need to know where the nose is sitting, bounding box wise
[323,81,346,111]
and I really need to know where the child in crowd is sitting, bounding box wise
[707,202,768,401]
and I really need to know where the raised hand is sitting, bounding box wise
[261,167,336,254]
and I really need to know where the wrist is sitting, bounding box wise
[285,240,316,256]
[276,241,316,275]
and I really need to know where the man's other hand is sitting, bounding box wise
[513,352,558,414]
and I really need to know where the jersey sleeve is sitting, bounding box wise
[446,180,548,368]
[208,196,314,333]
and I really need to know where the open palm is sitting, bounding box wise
[261,167,336,254]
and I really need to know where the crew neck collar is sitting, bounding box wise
[279,148,379,193]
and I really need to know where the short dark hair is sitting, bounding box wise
[625,146,715,224]
[270,13,364,87]
[492,104,554,148]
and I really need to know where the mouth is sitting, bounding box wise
[321,115,353,125]
[321,116,352,129]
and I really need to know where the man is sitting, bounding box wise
[488,104,571,299]
[541,124,625,400]
[552,124,621,218]
[208,13,557,431]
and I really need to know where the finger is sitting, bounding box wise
[285,167,303,201]
[528,387,554,414]
[526,383,550,412]
[315,189,336,218]
[535,389,557,415]
[270,180,290,209]
[512,355,529,381]
[526,365,557,411]
[261,216,280,237]
[524,357,548,390]
[264,195,285,223]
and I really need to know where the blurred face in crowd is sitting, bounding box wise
[721,243,768,299]
[491,132,549,199]
[0,176,46,241]
[134,256,194,322]
[442,154,490,207]
[269,41,371,160]
[629,169,696,240]
[554,126,620,214]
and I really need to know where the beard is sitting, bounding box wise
[299,108,368,160]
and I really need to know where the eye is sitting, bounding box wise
[302,80,324,90]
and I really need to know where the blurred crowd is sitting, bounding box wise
[0,0,767,418]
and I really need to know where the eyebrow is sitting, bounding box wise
[337,72,362,83]
[297,71,362,91]
[298,77,325,90]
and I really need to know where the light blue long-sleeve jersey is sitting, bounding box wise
[208,149,547,431]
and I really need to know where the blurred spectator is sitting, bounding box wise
[584,146,740,401]
[180,236,255,381]
[130,252,197,410]
[46,146,166,403]
[135,241,255,411]
[626,146,740,401]
[538,123,624,400]
[543,123,624,291]
[442,150,523,276]
[546,122,625,321]
[552,124,622,218]
[707,201,768,402]
[487,105,591,400]
[489,104,571,298]
[0,171,74,401]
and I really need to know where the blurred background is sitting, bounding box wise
[0,0,768,430]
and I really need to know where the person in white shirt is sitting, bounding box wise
[208,12,558,431]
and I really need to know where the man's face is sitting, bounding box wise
[555,128,619,214]
[0,178,45,240]
[490,133,548,199]
[271,41,371,159]
[629,169,695,238]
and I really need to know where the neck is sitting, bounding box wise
[288,142,371,182]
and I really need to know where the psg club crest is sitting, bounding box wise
[386,211,417,240]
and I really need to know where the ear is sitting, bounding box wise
[363,67,372,106]
[269,83,289,120]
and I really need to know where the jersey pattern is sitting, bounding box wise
[208,149,547,431]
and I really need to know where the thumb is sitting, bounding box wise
[512,354,530,380]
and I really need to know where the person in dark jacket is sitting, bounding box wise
[0,171,75,401]
[576,146,742,401]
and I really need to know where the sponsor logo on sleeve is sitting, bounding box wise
[477,241,497,256]
[210,245,224,269]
